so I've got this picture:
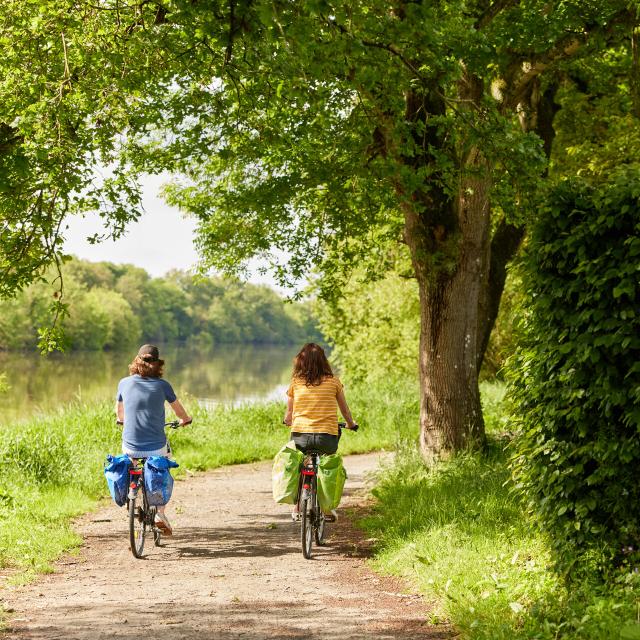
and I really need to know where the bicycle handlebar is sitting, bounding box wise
[165,419,192,428]
[116,419,192,428]
[281,420,358,431]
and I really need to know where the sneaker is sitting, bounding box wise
[323,510,338,523]
[291,508,301,523]
[155,512,173,536]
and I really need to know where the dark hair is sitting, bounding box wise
[292,343,333,386]
[128,354,165,378]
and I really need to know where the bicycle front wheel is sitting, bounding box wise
[301,496,313,559]
[129,493,147,558]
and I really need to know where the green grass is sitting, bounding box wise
[0,377,418,581]
[361,381,640,639]
[7,376,636,638]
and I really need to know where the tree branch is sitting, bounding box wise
[328,19,424,80]
[476,218,524,371]
[632,26,640,118]
[224,0,236,65]
[475,0,521,30]
[504,8,634,109]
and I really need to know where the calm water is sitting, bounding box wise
[0,344,295,425]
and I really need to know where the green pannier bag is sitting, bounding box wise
[272,440,304,504]
[317,454,347,511]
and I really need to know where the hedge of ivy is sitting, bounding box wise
[509,167,640,573]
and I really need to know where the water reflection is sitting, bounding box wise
[0,344,295,425]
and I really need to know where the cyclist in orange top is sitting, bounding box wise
[283,343,357,521]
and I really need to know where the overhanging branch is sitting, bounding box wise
[504,8,634,109]
[475,0,521,30]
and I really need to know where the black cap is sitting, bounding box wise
[137,344,160,362]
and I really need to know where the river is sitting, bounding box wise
[0,344,295,425]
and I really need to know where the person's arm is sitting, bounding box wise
[283,395,294,426]
[337,390,356,429]
[115,400,124,423]
[170,399,192,425]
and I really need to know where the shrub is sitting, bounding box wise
[509,167,640,571]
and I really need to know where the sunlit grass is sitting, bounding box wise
[361,383,640,639]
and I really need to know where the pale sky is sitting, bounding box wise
[64,173,283,289]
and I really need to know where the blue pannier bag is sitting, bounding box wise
[144,456,179,506]
[104,454,131,507]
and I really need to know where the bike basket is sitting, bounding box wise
[317,454,347,512]
[272,440,304,504]
[144,456,179,506]
[104,454,131,507]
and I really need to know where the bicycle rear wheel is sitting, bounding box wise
[301,496,313,559]
[129,493,147,558]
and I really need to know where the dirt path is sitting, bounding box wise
[1,453,449,639]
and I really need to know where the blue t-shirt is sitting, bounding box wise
[116,375,177,452]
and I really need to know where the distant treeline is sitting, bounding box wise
[0,258,320,350]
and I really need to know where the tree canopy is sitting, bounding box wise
[2,0,639,455]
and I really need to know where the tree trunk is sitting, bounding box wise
[405,153,491,459]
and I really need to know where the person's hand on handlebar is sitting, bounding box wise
[169,399,191,427]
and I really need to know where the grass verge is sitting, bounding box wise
[361,381,640,639]
[0,377,418,582]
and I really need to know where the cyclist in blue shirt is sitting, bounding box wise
[115,344,191,535]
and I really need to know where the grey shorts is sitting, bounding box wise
[291,432,340,455]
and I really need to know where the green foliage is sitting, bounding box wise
[552,47,640,180]
[153,0,560,286]
[0,0,158,297]
[363,384,640,639]
[0,257,320,350]
[318,261,420,383]
[509,168,640,571]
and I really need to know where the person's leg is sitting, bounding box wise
[154,451,173,534]
[290,433,312,520]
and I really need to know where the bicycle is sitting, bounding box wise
[296,422,358,560]
[116,419,188,559]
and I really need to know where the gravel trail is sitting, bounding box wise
[1,453,449,639]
